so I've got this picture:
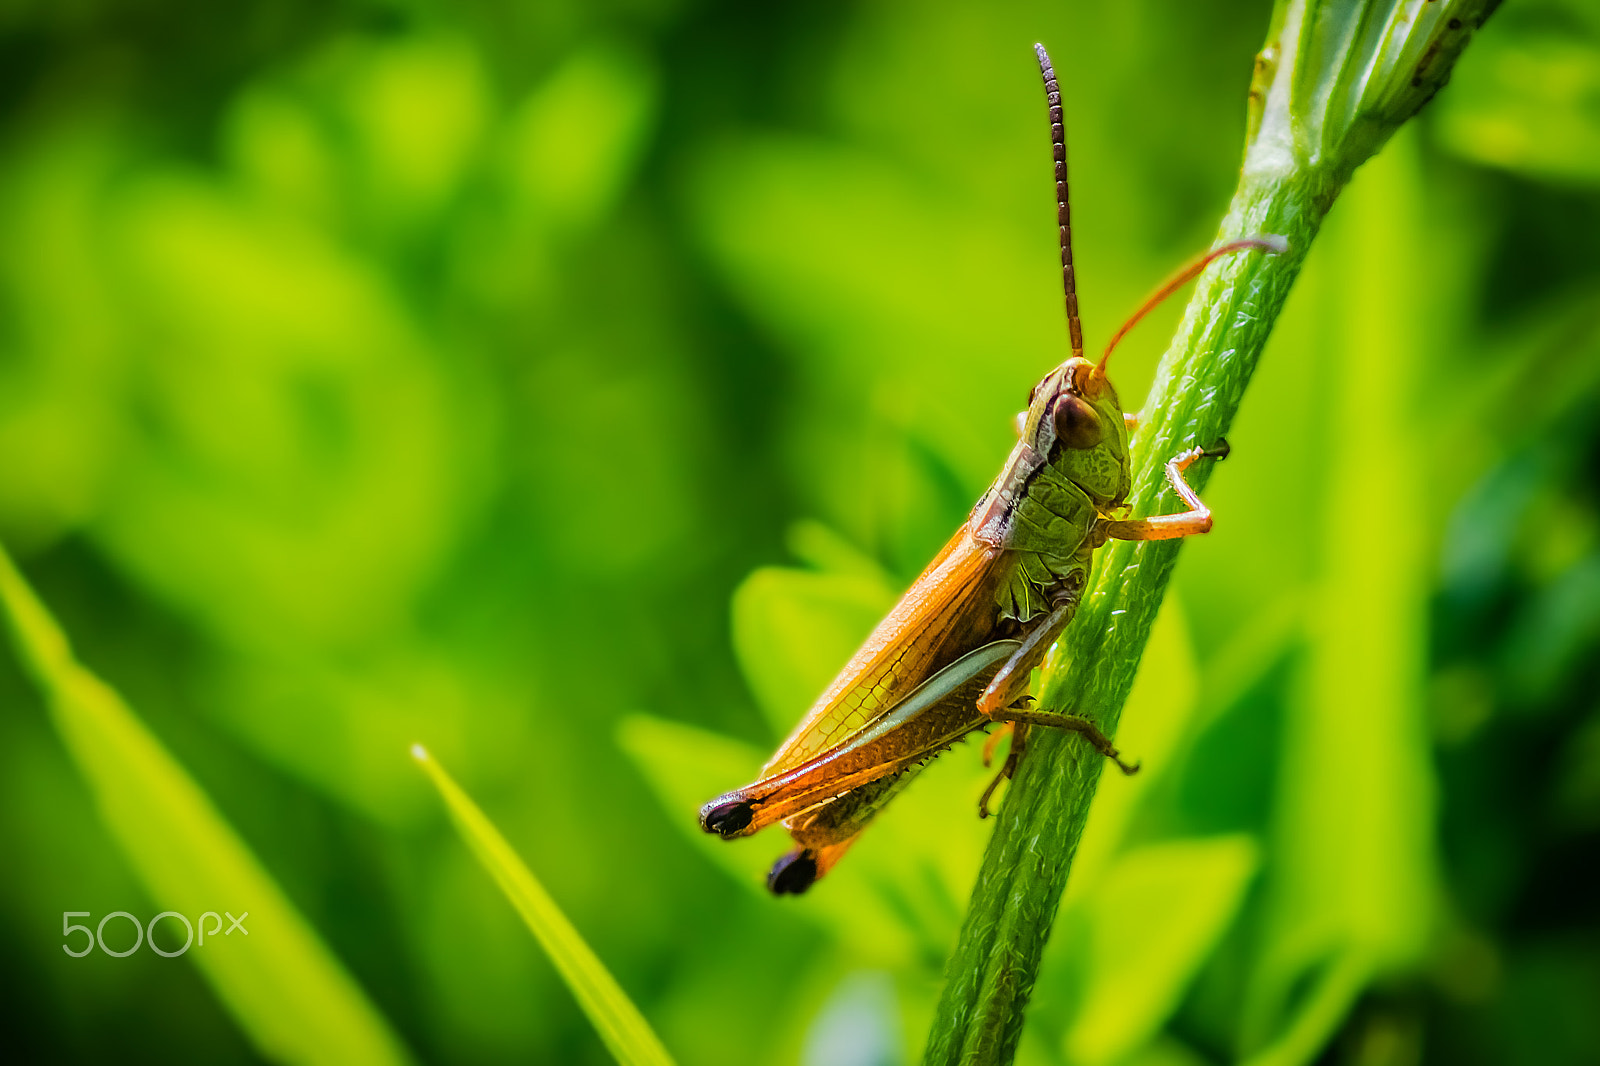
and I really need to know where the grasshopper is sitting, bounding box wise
[700,43,1284,894]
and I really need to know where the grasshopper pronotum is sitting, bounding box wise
[701,44,1284,895]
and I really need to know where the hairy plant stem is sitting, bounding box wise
[925,165,1325,1066]
[925,2,1498,1061]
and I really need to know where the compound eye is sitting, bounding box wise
[1053,393,1104,450]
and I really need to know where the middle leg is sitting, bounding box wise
[971,588,1139,816]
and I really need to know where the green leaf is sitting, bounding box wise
[0,544,411,1066]
[1063,836,1260,1066]
[501,42,658,232]
[1243,128,1440,1063]
[614,713,772,891]
[1434,18,1600,186]
[731,561,895,736]
[411,745,676,1066]
[1238,949,1372,1066]
[786,519,897,586]
[616,712,968,970]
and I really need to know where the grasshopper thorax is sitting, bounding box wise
[970,356,1131,552]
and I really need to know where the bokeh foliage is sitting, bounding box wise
[0,1,1596,1064]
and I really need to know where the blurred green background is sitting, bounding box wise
[1,0,1597,1064]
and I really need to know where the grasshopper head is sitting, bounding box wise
[1021,42,1280,515]
[1017,356,1131,507]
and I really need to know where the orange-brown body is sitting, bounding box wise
[698,41,1276,895]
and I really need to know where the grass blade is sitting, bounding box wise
[0,545,411,1066]
[411,744,676,1066]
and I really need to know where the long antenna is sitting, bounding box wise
[1097,235,1289,374]
[1035,43,1083,360]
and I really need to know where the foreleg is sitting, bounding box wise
[1099,440,1228,542]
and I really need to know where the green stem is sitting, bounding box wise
[924,2,1498,1061]
[925,168,1324,1066]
